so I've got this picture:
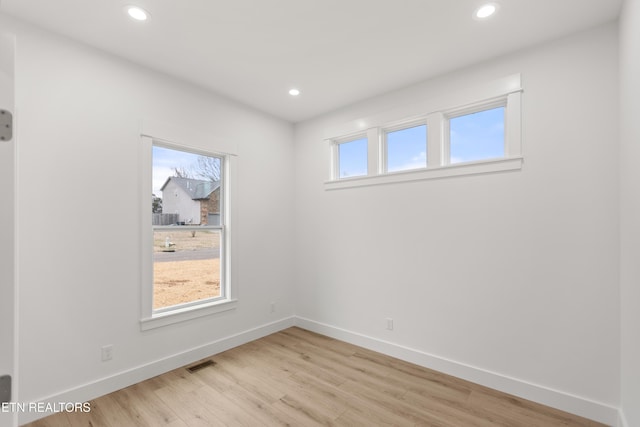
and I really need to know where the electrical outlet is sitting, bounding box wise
[386,318,394,331]
[270,302,276,313]
[101,345,113,362]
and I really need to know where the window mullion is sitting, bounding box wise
[367,127,380,176]
[427,112,444,168]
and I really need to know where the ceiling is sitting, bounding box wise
[0,0,622,123]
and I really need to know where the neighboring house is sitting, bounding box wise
[160,177,220,225]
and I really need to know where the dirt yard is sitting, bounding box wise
[153,258,221,309]
[153,229,221,309]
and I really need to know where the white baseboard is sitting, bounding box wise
[295,316,619,427]
[18,316,296,425]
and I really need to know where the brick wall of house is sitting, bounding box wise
[199,188,220,225]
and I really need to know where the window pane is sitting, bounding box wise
[152,146,221,226]
[338,137,367,178]
[386,124,427,172]
[450,106,505,164]
[153,229,221,309]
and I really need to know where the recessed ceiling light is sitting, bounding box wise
[126,6,150,21]
[475,3,498,19]
[289,89,301,96]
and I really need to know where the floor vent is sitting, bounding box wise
[186,359,216,373]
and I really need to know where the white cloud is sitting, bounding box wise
[152,166,174,197]
[391,151,427,171]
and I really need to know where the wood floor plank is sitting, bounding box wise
[339,377,452,426]
[21,327,607,427]
[290,370,416,427]
[257,341,348,387]
[110,382,180,426]
[192,364,298,427]
[154,383,226,427]
[267,333,410,400]
[90,394,142,427]
[23,415,71,427]
[467,388,604,427]
[199,355,287,403]
[402,389,497,427]
[279,327,358,357]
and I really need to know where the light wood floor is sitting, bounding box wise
[24,327,606,427]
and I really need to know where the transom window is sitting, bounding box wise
[326,81,522,190]
[338,136,368,179]
[385,123,427,173]
[449,106,505,164]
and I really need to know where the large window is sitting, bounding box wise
[152,144,224,311]
[141,139,235,329]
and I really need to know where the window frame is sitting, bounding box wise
[140,137,237,331]
[325,79,523,190]
[331,133,369,180]
[443,97,507,166]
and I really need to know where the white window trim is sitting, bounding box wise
[325,74,523,190]
[139,136,237,331]
[325,156,522,190]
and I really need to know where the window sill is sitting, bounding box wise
[140,298,238,331]
[324,157,523,190]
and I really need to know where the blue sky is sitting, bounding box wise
[338,106,505,177]
[152,146,203,197]
[450,107,505,163]
[387,124,427,172]
[338,137,368,178]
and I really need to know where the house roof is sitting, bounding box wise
[160,177,220,200]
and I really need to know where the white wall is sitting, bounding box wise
[294,23,620,422]
[0,13,295,424]
[619,1,640,425]
[0,32,15,427]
